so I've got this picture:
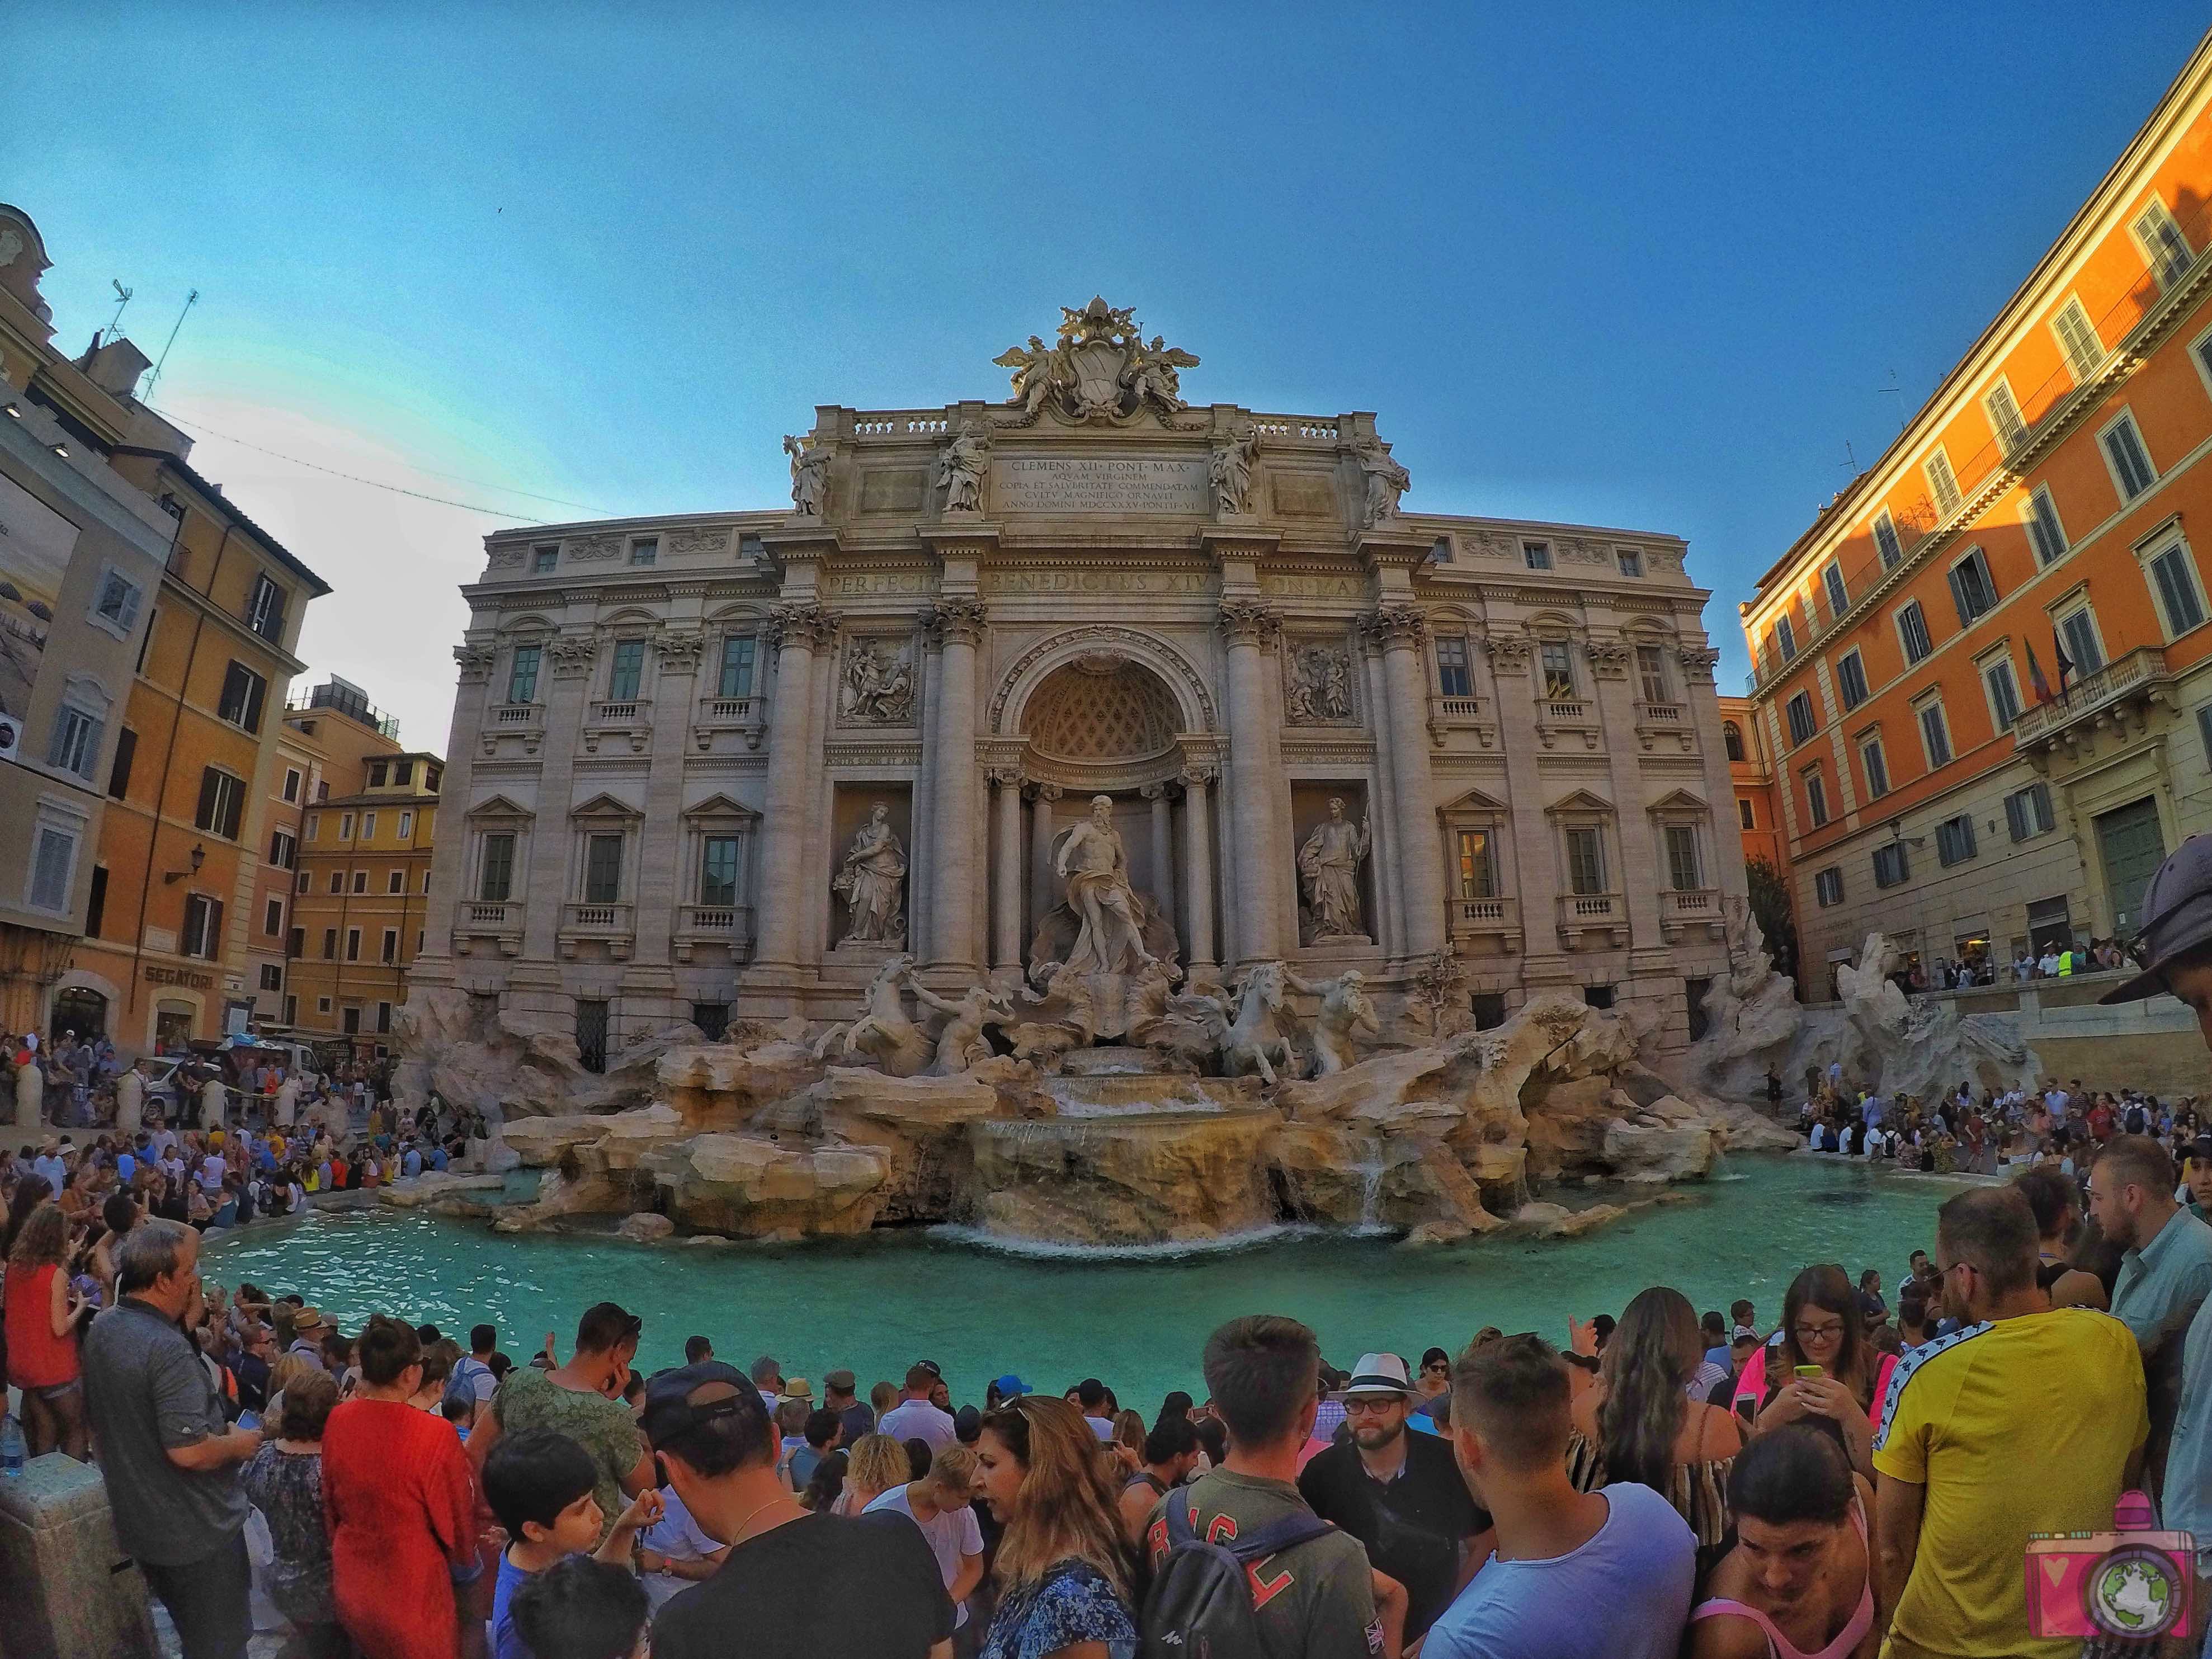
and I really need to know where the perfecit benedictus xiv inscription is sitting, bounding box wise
[994,455,1211,515]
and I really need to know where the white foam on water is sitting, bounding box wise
[928,1222,1329,1261]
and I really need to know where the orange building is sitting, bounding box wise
[1743,30,2212,992]
[280,679,441,1054]
[64,428,331,1053]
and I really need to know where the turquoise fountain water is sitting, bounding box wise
[202,1157,1961,1407]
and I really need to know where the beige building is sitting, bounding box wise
[411,303,1746,1066]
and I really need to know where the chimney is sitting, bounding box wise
[78,337,152,400]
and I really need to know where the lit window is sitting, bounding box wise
[1539,642,1576,700]
[2053,298,2103,381]
[1984,382,2027,455]
[1925,449,1961,516]
[2134,197,2194,287]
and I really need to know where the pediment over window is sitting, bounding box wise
[1544,786,1615,818]
[1646,788,1710,818]
[569,790,643,823]
[464,793,536,823]
[682,792,761,823]
[1442,785,1511,818]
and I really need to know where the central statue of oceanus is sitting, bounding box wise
[1054,794,1158,978]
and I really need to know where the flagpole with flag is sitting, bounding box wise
[2052,626,2074,705]
[2026,640,2054,705]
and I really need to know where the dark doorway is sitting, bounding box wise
[50,986,107,1042]
[577,999,610,1073]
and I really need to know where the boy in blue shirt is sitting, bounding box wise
[484,1430,660,1659]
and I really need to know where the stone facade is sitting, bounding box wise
[409,303,1746,1062]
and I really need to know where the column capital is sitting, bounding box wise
[1483,631,1532,675]
[1029,781,1064,803]
[453,642,498,684]
[1585,638,1630,678]
[1177,763,1219,789]
[987,764,1026,788]
[1360,603,1428,648]
[925,595,990,645]
[1216,600,1282,648]
[656,629,707,675]
[766,601,839,651]
[1677,645,1721,683]
[548,634,598,678]
[1140,781,1173,802]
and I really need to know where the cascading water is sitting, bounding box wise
[1352,1138,1390,1236]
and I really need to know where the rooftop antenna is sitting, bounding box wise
[100,280,133,346]
[1876,368,1906,434]
[1840,440,1860,474]
[143,289,199,398]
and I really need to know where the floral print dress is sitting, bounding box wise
[981,1558,1137,1659]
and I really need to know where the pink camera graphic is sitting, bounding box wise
[2025,1491,2196,1641]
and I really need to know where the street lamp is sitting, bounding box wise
[163,843,207,885]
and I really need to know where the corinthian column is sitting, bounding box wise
[753,602,836,970]
[1180,763,1217,972]
[1218,601,1284,965]
[1030,784,1062,921]
[1143,783,1174,936]
[926,596,988,975]
[991,768,1025,975]
[1366,604,1448,957]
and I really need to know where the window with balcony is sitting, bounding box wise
[701,836,741,906]
[1664,825,1702,892]
[479,833,515,902]
[2006,783,2056,842]
[718,635,756,699]
[1539,642,1576,699]
[1804,767,1829,828]
[1947,546,1997,625]
[1785,691,1817,747]
[1772,614,1797,663]
[2101,412,2157,501]
[1982,655,2021,732]
[1917,699,1953,769]
[195,767,246,840]
[2057,603,2105,677]
[1635,644,1668,705]
[1926,449,1961,516]
[607,640,645,702]
[246,574,288,643]
[1522,541,1551,571]
[1455,829,1498,899]
[2143,534,2208,639]
[1822,561,1848,619]
[181,893,224,958]
[1436,638,1472,698]
[1814,867,1844,907]
[1897,600,1933,666]
[507,644,542,705]
[1836,648,1869,711]
[584,833,623,903]
[1936,813,1978,867]
[2134,197,2194,287]
[1874,843,1911,888]
[1564,827,1605,894]
[1860,736,1890,799]
[1873,510,1904,571]
[2054,296,2104,381]
[1984,380,2028,455]
[2027,486,2068,567]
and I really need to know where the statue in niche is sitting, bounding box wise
[1285,644,1351,723]
[935,421,989,513]
[905,979,1016,1075]
[1054,794,1159,978]
[1297,798,1371,942]
[840,640,914,724]
[1356,437,1411,526]
[1210,421,1259,515]
[832,803,908,945]
[1285,967,1380,1076]
[784,433,829,517]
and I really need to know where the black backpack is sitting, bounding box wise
[1139,1494,1336,1659]
[2127,1105,2148,1135]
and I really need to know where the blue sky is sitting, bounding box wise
[11,7,2208,747]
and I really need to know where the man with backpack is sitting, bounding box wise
[444,1322,499,1428]
[1142,1314,1401,1657]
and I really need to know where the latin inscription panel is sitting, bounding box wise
[994,455,1210,515]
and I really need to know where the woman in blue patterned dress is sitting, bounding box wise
[974,1395,1139,1659]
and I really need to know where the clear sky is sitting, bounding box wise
[11,7,2208,748]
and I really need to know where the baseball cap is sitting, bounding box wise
[2187,1135,2212,1167]
[916,1359,944,1379]
[641,1361,767,1449]
[991,1373,1032,1399]
[1343,1352,1414,1398]
[2101,837,2212,1003]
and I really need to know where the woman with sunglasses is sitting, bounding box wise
[1739,1267,1897,1478]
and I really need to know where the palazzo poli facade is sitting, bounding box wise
[410,302,1747,1066]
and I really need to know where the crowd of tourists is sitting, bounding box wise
[1913,936,2135,992]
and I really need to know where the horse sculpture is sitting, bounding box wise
[1201,960,1303,1086]
[810,954,935,1077]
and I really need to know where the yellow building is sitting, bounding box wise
[63,430,332,1053]
[282,678,441,1054]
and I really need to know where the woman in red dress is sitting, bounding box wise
[322,1314,483,1659]
[3,1202,89,1457]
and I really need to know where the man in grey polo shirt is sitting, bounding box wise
[81,1219,263,1659]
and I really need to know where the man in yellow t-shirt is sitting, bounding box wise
[1872,1185,2147,1658]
